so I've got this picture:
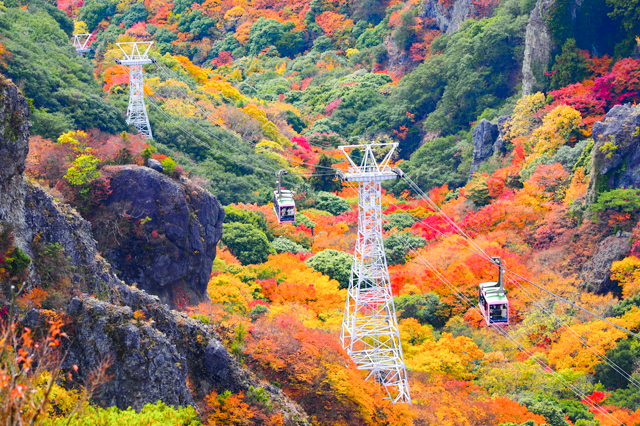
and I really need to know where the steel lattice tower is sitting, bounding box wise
[116,42,156,139]
[337,143,411,404]
[72,33,91,55]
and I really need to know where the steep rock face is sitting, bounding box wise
[92,165,224,308]
[0,79,31,248]
[419,0,475,33]
[522,0,555,95]
[384,35,412,75]
[469,119,499,176]
[0,80,310,424]
[587,104,640,202]
[580,234,630,293]
[65,297,194,410]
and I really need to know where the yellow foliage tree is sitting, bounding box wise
[506,92,547,140]
[404,332,484,380]
[207,273,258,314]
[548,319,627,373]
[527,104,582,160]
[74,21,89,34]
[611,256,640,298]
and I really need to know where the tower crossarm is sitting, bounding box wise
[72,33,92,54]
[338,143,400,182]
[116,42,156,65]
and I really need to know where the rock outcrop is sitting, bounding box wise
[92,165,224,309]
[468,117,510,177]
[587,104,640,202]
[419,0,476,34]
[469,119,499,176]
[522,0,555,95]
[0,79,310,424]
[580,234,631,293]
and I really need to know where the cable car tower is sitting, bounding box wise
[115,42,156,139]
[337,143,411,404]
[72,33,92,55]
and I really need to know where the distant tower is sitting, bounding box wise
[337,143,411,404]
[115,42,156,140]
[72,33,91,55]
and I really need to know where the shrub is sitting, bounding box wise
[383,232,427,266]
[314,191,351,215]
[271,237,309,254]
[395,293,449,327]
[44,402,200,425]
[221,222,275,265]
[591,189,640,213]
[383,212,416,231]
[306,249,353,289]
[160,157,177,175]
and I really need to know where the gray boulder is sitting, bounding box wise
[580,234,630,293]
[147,158,164,173]
[587,104,640,202]
[92,165,225,308]
[469,119,499,177]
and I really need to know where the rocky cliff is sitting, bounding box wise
[587,103,640,202]
[92,165,224,309]
[521,0,555,95]
[0,78,309,424]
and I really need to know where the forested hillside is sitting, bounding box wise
[2,0,640,423]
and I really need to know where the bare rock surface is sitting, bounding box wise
[0,79,309,424]
[587,104,640,202]
[92,165,224,308]
[580,234,630,293]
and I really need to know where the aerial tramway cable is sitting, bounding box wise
[342,181,625,425]
[381,192,640,391]
[386,227,627,426]
[120,64,337,178]
[153,62,339,171]
[384,175,640,391]
[398,173,640,341]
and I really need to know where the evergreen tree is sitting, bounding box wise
[309,154,341,192]
[549,39,589,90]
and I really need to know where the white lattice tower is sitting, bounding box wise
[338,143,411,404]
[116,42,156,139]
[72,33,91,55]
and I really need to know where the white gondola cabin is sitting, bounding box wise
[273,170,296,224]
[479,257,509,326]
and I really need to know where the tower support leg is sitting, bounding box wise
[340,178,411,404]
[126,64,153,139]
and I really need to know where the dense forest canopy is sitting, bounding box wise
[3,0,640,423]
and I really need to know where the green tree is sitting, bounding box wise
[309,155,341,192]
[549,39,589,90]
[383,212,416,231]
[271,237,309,254]
[224,206,272,240]
[395,293,449,327]
[222,222,275,265]
[392,11,416,51]
[248,18,284,55]
[314,191,351,215]
[305,249,353,289]
[383,232,426,265]
[121,2,147,29]
[594,340,640,389]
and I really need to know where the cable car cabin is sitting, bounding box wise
[478,256,509,326]
[273,189,296,224]
[479,283,509,325]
